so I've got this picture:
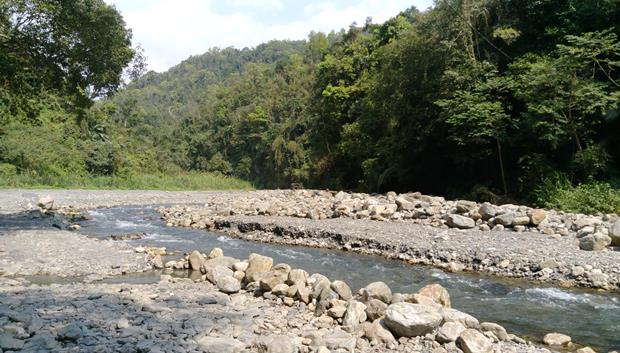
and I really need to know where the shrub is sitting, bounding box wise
[535,174,620,214]
[0,163,17,177]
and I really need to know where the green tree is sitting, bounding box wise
[437,63,514,194]
[510,31,620,153]
[0,0,134,112]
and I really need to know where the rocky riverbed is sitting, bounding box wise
[157,190,620,291]
[0,189,617,352]
[0,241,561,353]
[0,229,152,280]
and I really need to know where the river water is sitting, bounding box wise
[76,205,618,351]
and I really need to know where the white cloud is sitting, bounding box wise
[226,0,285,10]
[105,0,433,72]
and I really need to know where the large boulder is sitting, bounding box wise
[361,282,392,304]
[208,247,223,259]
[365,299,388,321]
[310,274,331,299]
[543,332,571,347]
[245,253,273,282]
[529,209,547,225]
[271,283,290,296]
[480,322,508,341]
[457,329,493,353]
[363,319,397,348]
[343,300,367,328]
[576,347,596,353]
[579,233,611,251]
[405,293,442,309]
[188,250,205,271]
[441,308,479,328]
[572,217,601,230]
[456,200,478,213]
[494,213,516,227]
[37,196,54,210]
[446,214,475,229]
[216,276,241,294]
[436,322,466,343]
[287,269,308,286]
[383,302,442,337]
[322,329,356,352]
[206,265,234,284]
[201,256,239,274]
[480,322,509,341]
[331,280,353,301]
[395,197,415,211]
[609,220,620,246]
[296,286,311,304]
[417,283,451,308]
[259,271,288,292]
[478,204,497,220]
[255,335,296,353]
[512,215,531,226]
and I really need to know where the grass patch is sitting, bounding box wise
[535,176,620,215]
[0,172,253,191]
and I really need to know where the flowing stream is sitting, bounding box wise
[74,206,619,351]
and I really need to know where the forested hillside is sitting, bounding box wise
[2,0,620,210]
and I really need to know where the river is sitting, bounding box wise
[76,205,619,351]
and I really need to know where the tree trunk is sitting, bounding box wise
[567,73,583,152]
[497,138,508,195]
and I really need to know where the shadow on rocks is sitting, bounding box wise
[0,280,255,353]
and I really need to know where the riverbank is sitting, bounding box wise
[158,190,620,291]
[0,229,151,280]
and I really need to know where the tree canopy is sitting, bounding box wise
[0,0,134,116]
[1,0,619,207]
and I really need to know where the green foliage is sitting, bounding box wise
[0,172,253,191]
[0,0,134,111]
[437,63,513,145]
[535,175,620,215]
[572,145,611,179]
[2,0,620,211]
[0,163,18,178]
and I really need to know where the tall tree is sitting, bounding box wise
[0,0,134,112]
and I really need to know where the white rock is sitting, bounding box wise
[37,196,54,210]
[446,214,476,229]
[543,332,571,347]
[216,275,241,293]
[246,253,273,282]
[342,300,367,328]
[361,282,392,304]
[384,302,442,337]
[436,322,466,343]
[330,280,352,300]
[457,329,493,353]
[363,319,397,347]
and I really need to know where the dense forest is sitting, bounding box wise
[1,0,620,211]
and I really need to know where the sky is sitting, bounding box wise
[103,0,434,72]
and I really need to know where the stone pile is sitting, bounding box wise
[159,190,620,252]
[160,247,583,353]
